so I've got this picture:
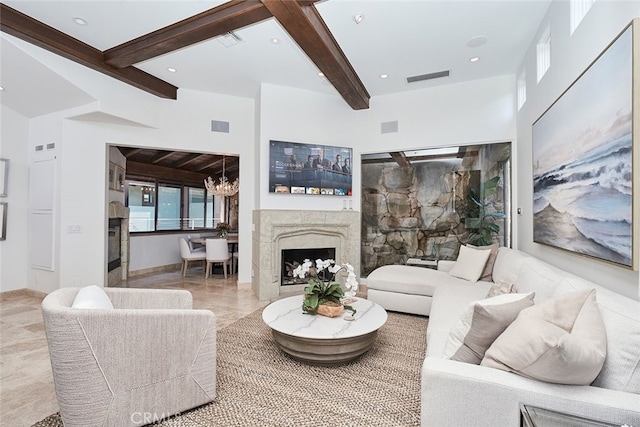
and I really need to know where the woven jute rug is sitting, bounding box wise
[33,309,428,427]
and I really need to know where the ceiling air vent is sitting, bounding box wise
[407,70,450,83]
[218,31,244,48]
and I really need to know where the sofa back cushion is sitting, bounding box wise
[492,248,640,394]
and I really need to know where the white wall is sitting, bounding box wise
[257,84,359,211]
[257,76,516,213]
[0,106,29,291]
[515,1,640,299]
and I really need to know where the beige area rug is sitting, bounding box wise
[33,309,428,427]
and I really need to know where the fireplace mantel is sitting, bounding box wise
[252,210,360,301]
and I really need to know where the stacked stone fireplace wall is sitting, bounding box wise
[252,210,360,301]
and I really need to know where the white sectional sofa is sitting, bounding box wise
[368,247,640,426]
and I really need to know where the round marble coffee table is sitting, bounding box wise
[262,295,388,366]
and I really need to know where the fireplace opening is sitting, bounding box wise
[281,247,336,286]
[108,218,121,272]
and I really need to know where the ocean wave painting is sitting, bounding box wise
[532,25,633,267]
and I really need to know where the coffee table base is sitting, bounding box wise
[271,329,378,366]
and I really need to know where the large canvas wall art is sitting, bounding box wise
[532,22,638,270]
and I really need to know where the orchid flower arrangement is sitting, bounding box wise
[293,259,358,315]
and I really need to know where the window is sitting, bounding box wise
[157,184,181,230]
[185,187,213,229]
[128,180,156,232]
[536,25,551,82]
[126,181,217,233]
[570,0,595,35]
[517,70,527,110]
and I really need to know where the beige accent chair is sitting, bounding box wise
[41,287,216,427]
[205,238,231,279]
[179,237,206,277]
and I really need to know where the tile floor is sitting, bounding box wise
[0,266,269,427]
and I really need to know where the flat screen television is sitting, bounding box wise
[269,140,352,196]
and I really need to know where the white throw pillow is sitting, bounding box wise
[443,292,535,364]
[448,245,492,282]
[481,288,606,385]
[71,285,114,309]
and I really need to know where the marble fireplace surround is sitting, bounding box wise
[252,210,360,301]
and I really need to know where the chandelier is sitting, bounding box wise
[204,156,239,196]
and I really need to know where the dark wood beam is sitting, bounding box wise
[0,3,178,99]
[150,151,176,164]
[196,159,224,172]
[126,160,209,186]
[174,153,207,168]
[104,0,272,68]
[390,151,411,168]
[260,0,370,110]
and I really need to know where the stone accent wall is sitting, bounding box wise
[361,162,471,276]
[361,143,510,276]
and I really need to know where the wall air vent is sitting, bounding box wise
[381,120,399,134]
[407,70,450,83]
[218,31,244,48]
[211,120,230,133]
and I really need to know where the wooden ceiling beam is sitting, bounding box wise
[174,153,207,168]
[260,0,370,110]
[103,0,273,69]
[150,151,176,164]
[0,3,177,99]
[390,151,411,168]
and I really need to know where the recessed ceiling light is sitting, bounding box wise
[318,72,325,77]
[467,35,488,48]
[379,74,389,79]
[271,37,280,44]
[0,86,4,91]
[353,14,365,24]
[167,67,177,73]
[469,57,480,63]
[73,17,87,26]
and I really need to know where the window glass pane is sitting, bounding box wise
[185,187,206,229]
[127,181,156,232]
[157,185,181,230]
[205,193,215,228]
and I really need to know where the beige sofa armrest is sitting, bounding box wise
[421,357,640,427]
[104,287,193,309]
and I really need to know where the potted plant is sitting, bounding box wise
[293,259,357,317]
[216,222,230,238]
[464,176,505,246]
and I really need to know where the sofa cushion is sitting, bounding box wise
[486,280,515,297]
[513,257,563,303]
[71,285,114,309]
[366,265,466,297]
[481,288,606,385]
[443,292,535,364]
[448,245,492,282]
[469,242,499,282]
[426,282,494,358]
[491,247,529,286]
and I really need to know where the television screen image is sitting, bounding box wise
[269,140,352,196]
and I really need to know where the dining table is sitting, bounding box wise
[190,234,238,273]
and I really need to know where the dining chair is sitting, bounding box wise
[205,238,231,279]
[179,237,206,277]
[186,234,204,251]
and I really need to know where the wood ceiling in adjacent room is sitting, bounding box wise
[119,147,239,187]
[0,0,370,109]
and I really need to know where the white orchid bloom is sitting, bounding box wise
[328,264,341,274]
